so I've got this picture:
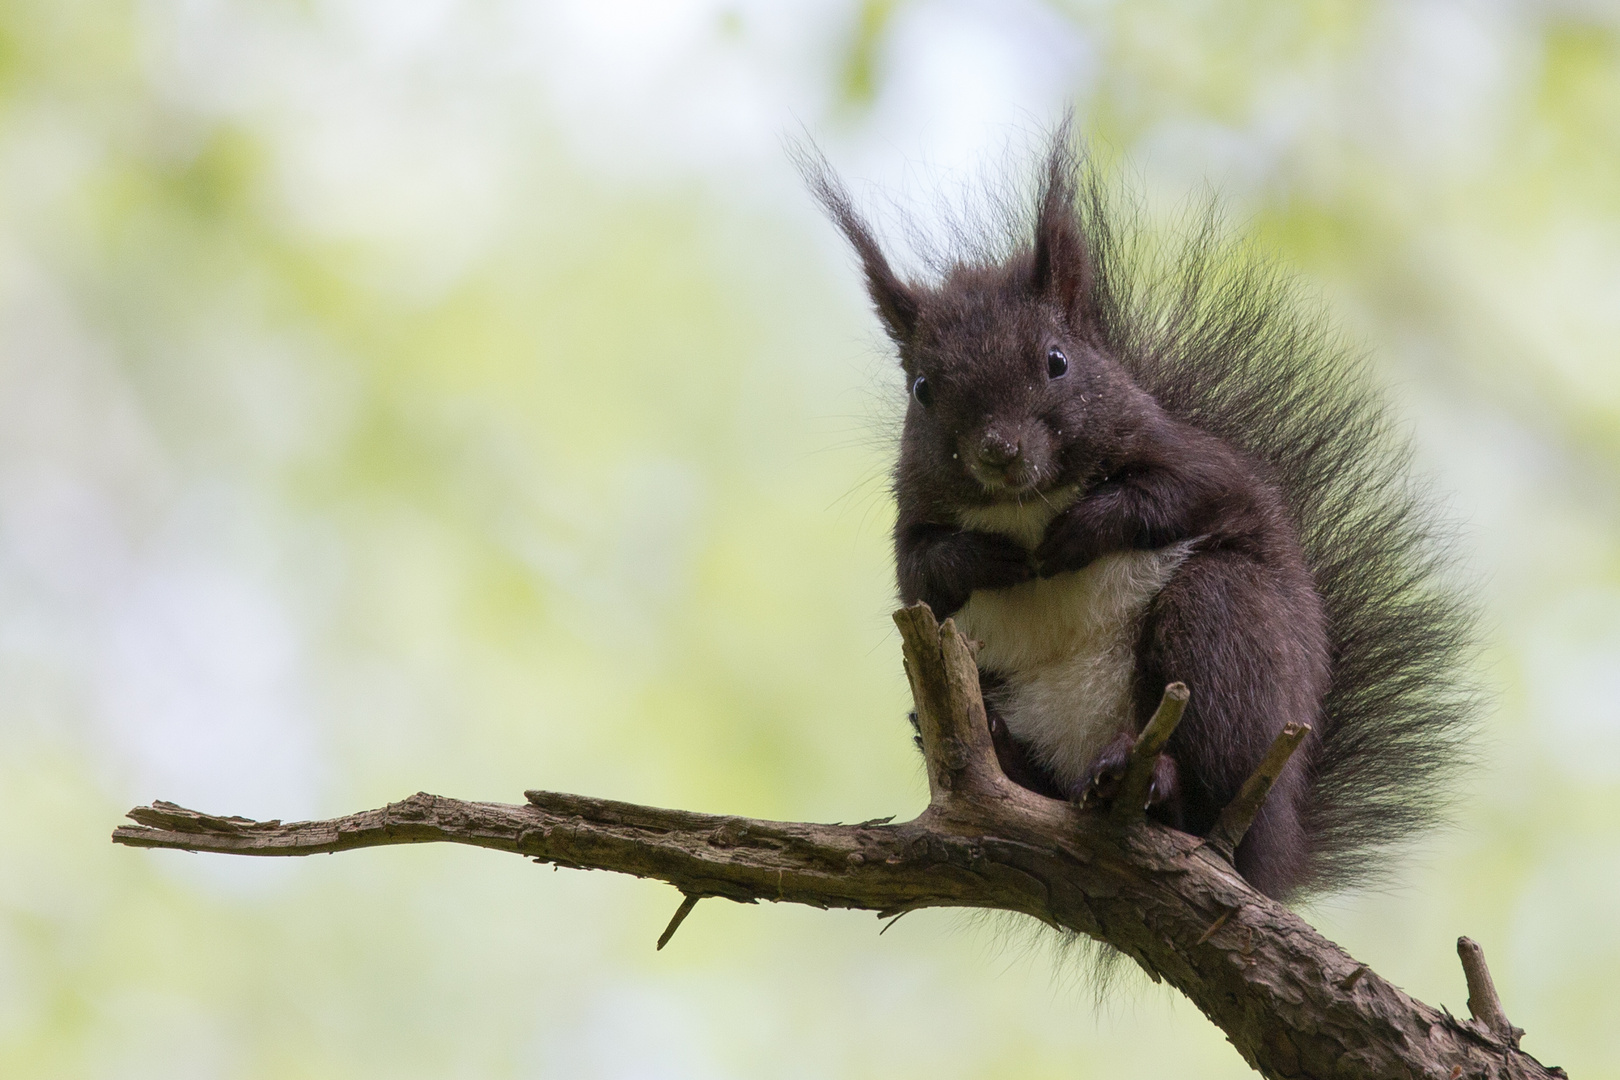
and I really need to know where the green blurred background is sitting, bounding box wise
[1,1,1616,1076]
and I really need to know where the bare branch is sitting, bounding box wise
[892,603,1005,801]
[111,607,1563,1080]
[1206,721,1311,858]
[1112,682,1189,821]
[1459,936,1525,1048]
[657,894,702,951]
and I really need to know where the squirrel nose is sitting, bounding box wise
[977,432,1021,468]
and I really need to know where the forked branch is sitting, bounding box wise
[112,604,1561,1080]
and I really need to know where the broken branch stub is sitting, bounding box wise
[1458,936,1525,1049]
[1207,721,1311,859]
[891,603,1001,802]
[1112,682,1189,822]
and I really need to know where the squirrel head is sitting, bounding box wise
[808,139,1151,509]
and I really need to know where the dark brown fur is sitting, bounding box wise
[806,129,1478,901]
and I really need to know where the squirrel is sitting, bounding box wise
[803,130,1478,901]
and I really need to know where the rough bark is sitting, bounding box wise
[112,605,1563,1080]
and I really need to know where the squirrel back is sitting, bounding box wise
[805,129,1479,899]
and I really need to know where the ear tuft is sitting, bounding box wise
[793,143,920,346]
[1030,120,1094,330]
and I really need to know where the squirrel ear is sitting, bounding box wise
[841,213,920,345]
[796,147,920,345]
[1030,133,1094,330]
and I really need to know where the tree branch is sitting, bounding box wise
[656,893,703,950]
[112,604,1562,1080]
[1207,720,1311,859]
[1459,936,1526,1049]
[1112,681,1188,821]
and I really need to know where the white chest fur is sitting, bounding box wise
[953,493,1196,791]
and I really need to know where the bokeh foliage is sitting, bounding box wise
[1,1,1617,1077]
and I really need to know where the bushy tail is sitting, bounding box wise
[1065,163,1481,893]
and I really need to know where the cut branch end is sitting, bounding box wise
[1458,936,1524,1048]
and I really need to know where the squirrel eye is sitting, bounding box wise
[1047,348,1069,379]
[912,375,934,406]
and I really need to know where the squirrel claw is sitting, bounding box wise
[1074,732,1180,814]
[1072,731,1133,806]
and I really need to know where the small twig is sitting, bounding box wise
[1339,964,1369,990]
[1206,722,1311,858]
[1458,936,1524,1047]
[1194,906,1235,946]
[656,893,702,951]
[1113,683,1189,821]
[878,909,914,935]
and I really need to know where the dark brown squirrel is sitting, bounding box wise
[803,130,1478,900]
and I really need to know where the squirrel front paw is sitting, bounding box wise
[1072,731,1181,815]
[951,529,1038,590]
[920,529,1036,617]
[1034,502,1108,577]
